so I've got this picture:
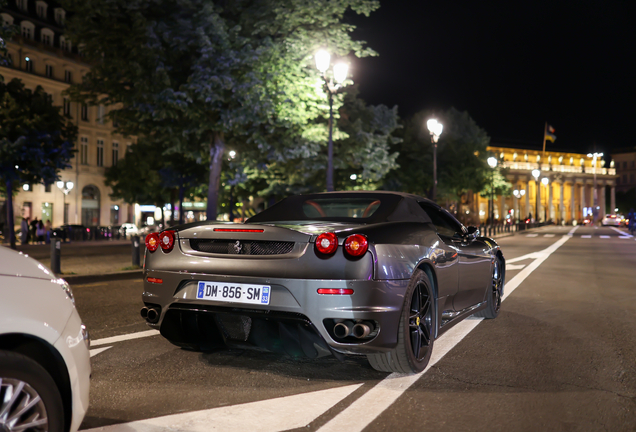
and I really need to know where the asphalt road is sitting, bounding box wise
[71,225,636,431]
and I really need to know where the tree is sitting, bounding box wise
[0,79,77,248]
[384,108,493,209]
[63,0,379,220]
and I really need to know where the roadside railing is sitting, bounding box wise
[477,221,553,237]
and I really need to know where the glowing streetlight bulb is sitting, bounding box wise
[315,50,330,73]
[57,181,64,189]
[333,63,348,84]
[541,177,549,185]
[532,169,540,180]
[229,150,236,159]
[66,181,73,190]
[487,157,498,168]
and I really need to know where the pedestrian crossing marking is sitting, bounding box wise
[600,235,610,239]
[581,235,592,238]
[544,234,555,237]
[526,234,538,237]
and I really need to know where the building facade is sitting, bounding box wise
[1,0,135,229]
[613,150,636,193]
[474,146,617,224]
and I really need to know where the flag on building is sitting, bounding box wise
[545,125,556,142]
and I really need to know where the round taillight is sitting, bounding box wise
[145,233,160,252]
[315,232,338,255]
[159,230,175,252]
[344,234,368,257]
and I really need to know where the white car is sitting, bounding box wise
[601,214,621,226]
[119,223,139,236]
[0,247,90,432]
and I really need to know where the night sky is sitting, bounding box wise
[348,0,635,156]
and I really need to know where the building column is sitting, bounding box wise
[536,179,542,221]
[570,182,576,222]
[548,181,554,222]
[559,182,565,224]
[610,186,616,214]
[600,185,606,219]
[525,180,530,220]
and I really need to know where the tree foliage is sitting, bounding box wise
[384,107,494,205]
[63,0,379,219]
[0,79,77,248]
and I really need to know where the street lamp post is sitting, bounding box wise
[426,119,444,201]
[512,189,525,223]
[56,181,74,225]
[228,150,237,222]
[487,157,498,227]
[541,177,549,222]
[532,169,540,222]
[315,50,349,192]
[587,152,603,223]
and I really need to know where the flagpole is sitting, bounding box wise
[542,121,547,162]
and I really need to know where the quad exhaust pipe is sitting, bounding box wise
[333,320,374,339]
[141,306,160,324]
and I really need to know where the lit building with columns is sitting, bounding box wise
[1,1,136,230]
[474,145,617,224]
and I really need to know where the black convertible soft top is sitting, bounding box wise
[247,191,433,224]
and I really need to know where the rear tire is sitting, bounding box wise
[474,257,504,319]
[368,269,435,373]
[0,350,65,432]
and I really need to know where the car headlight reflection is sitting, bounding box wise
[52,278,75,305]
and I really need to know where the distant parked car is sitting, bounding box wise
[119,223,139,237]
[601,214,621,226]
[139,224,163,236]
[0,247,91,431]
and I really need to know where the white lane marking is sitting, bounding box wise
[567,226,578,236]
[319,232,574,432]
[91,329,160,347]
[600,235,610,239]
[581,235,592,238]
[619,236,630,239]
[506,264,526,271]
[82,384,363,432]
[507,252,542,263]
[526,234,538,237]
[90,346,112,357]
[544,234,555,237]
[610,227,632,237]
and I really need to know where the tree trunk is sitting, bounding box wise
[178,183,185,225]
[169,188,176,226]
[6,180,16,250]
[206,132,225,221]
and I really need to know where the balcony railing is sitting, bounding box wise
[501,161,615,176]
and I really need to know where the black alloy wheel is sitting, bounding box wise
[475,257,504,319]
[408,280,433,361]
[367,269,435,373]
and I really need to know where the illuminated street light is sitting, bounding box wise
[587,152,603,222]
[56,181,74,224]
[487,157,498,225]
[426,119,444,201]
[532,169,540,222]
[315,50,350,192]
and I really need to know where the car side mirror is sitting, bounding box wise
[465,226,479,242]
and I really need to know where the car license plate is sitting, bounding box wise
[196,281,271,305]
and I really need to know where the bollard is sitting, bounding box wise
[132,235,141,267]
[51,239,61,274]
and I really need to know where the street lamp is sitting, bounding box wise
[487,157,498,225]
[532,169,540,222]
[426,119,444,201]
[315,49,349,192]
[512,189,525,222]
[56,181,74,225]
[587,152,603,223]
[541,177,549,222]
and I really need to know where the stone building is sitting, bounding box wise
[473,145,617,224]
[1,0,135,229]
[612,149,636,193]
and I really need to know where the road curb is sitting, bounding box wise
[61,269,143,284]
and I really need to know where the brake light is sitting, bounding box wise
[344,234,368,257]
[213,228,264,233]
[145,233,160,252]
[317,288,354,295]
[159,230,175,252]
[147,277,163,284]
[315,232,338,254]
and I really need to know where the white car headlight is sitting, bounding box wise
[53,278,75,305]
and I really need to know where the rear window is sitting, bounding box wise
[302,198,381,219]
